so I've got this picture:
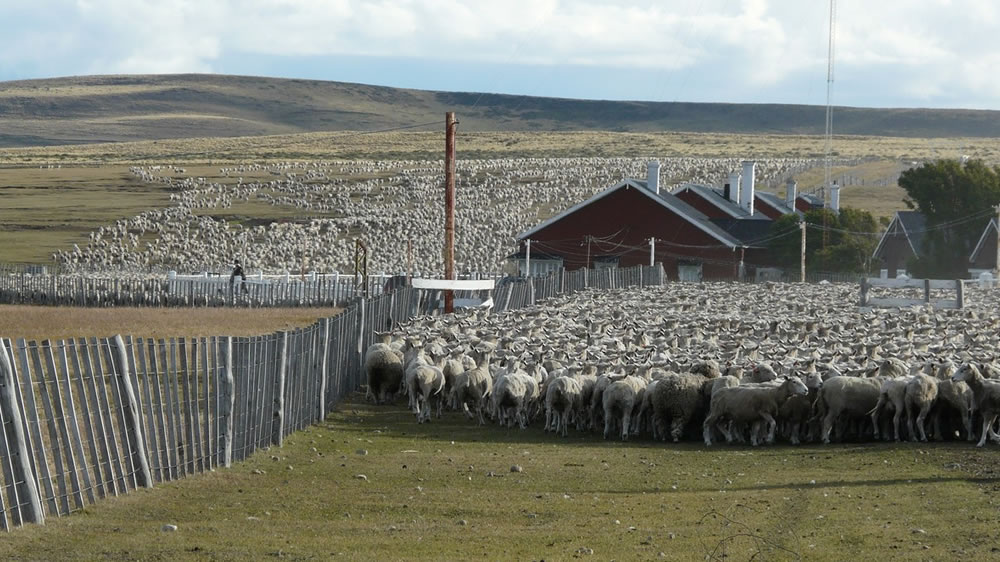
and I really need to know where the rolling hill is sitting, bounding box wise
[1,73,998,147]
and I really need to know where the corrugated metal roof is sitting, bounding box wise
[675,183,749,218]
[755,191,799,216]
[709,218,774,248]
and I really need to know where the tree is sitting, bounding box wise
[899,159,1000,276]
[766,207,879,274]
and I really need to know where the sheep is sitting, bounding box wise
[776,373,823,445]
[450,349,494,425]
[544,375,584,437]
[602,375,647,440]
[745,363,778,384]
[491,371,534,429]
[406,364,445,423]
[703,377,809,446]
[589,371,625,432]
[363,334,404,405]
[869,376,914,442]
[952,364,1000,447]
[651,372,714,443]
[904,373,938,442]
[932,363,975,441]
[816,376,883,444]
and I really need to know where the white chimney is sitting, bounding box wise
[740,161,756,215]
[727,172,741,204]
[829,183,841,214]
[785,178,797,210]
[647,161,660,195]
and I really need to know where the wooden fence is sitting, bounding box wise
[493,265,667,312]
[0,288,418,530]
[860,277,969,309]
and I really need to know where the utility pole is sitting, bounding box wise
[406,238,413,286]
[649,237,655,267]
[800,221,807,283]
[444,112,457,313]
[525,239,531,278]
[586,235,592,269]
[995,204,1000,277]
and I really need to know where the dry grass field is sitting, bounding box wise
[0,305,341,340]
[1,129,995,164]
[2,398,998,561]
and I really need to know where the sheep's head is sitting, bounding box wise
[752,363,778,382]
[690,360,721,379]
[953,364,981,383]
[782,377,809,396]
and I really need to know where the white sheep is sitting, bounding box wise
[544,375,584,437]
[904,373,938,442]
[602,375,647,441]
[816,376,882,444]
[703,377,809,446]
[952,364,1000,447]
[651,372,715,443]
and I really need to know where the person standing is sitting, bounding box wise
[230,260,248,295]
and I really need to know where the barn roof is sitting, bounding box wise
[755,191,798,216]
[969,217,998,263]
[709,218,775,248]
[674,183,749,218]
[872,210,926,259]
[516,179,744,249]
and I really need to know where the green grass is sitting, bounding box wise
[3,396,999,560]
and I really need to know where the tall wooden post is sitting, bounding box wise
[800,221,807,283]
[444,112,457,313]
[406,239,413,285]
[994,204,1000,276]
[649,237,655,267]
[525,239,531,277]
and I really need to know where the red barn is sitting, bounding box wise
[513,165,774,281]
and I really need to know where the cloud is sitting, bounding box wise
[0,0,997,109]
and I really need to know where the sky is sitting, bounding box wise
[1,0,998,110]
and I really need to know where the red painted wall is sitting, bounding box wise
[522,184,748,279]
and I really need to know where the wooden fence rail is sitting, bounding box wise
[0,288,416,531]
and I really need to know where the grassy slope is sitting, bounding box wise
[2,397,998,561]
[3,74,1000,147]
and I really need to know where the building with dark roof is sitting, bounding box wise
[872,211,927,277]
[512,162,776,281]
[969,218,999,273]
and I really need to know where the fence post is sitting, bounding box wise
[0,338,44,525]
[221,336,235,468]
[113,335,153,489]
[956,279,965,309]
[924,278,931,303]
[319,318,330,421]
[272,331,288,447]
[859,278,869,307]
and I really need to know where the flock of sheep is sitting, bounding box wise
[363,282,1000,447]
[53,157,848,275]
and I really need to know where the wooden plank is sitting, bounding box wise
[243,337,258,453]
[135,339,163,483]
[51,341,90,508]
[31,341,70,515]
[865,277,958,290]
[69,339,105,497]
[95,338,130,494]
[198,338,210,473]
[78,338,118,498]
[158,340,178,481]
[167,339,184,477]
[0,338,44,525]
[149,339,172,481]
[221,337,234,468]
[100,338,137,492]
[14,338,53,516]
[867,297,926,308]
[112,336,152,489]
[319,319,330,421]
[178,338,196,475]
[272,332,288,446]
